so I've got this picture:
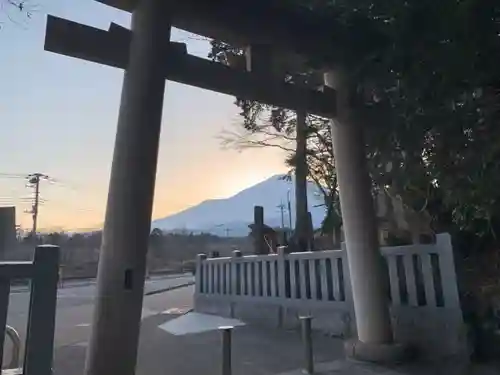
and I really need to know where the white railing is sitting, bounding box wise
[196,248,351,310]
[196,233,459,310]
[195,233,465,359]
[381,233,460,309]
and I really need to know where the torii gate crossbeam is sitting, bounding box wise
[44,16,337,118]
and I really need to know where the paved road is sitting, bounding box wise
[6,277,495,375]
[52,286,345,375]
[4,274,194,369]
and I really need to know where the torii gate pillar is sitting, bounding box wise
[324,70,406,362]
[84,1,170,374]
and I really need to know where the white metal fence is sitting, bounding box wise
[195,233,466,359]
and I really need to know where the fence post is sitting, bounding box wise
[196,253,207,294]
[341,242,355,338]
[231,250,242,297]
[436,233,460,308]
[24,245,60,375]
[277,246,287,299]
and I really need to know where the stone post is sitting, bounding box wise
[84,1,171,374]
[276,246,288,327]
[253,206,266,254]
[276,246,287,300]
[231,250,242,306]
[324,70,405,362]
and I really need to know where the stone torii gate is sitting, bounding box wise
[43,1,402,374]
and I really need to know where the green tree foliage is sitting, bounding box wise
[210,0,500,246]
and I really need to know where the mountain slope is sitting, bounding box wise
[152,175,326,237]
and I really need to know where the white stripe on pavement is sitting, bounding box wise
[158,312,245,336]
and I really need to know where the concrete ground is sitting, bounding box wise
[275,360,500,375]
[4,279,499,375]
[51,296,499,375]
[3,274,194,369]
[53,290,346,375]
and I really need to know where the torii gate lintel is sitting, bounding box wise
[44,15,337,118]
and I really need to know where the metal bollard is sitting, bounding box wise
[5,325,21,369]
[300,316,314,374]
[219,326,233,375]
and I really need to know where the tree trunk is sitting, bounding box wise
[295,110,309,251]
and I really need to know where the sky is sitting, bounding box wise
[0,0,287,232]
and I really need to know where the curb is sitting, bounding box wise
[144,281,195,296]
[10,279,98,293]
[10,276,194,294]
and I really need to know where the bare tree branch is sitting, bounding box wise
[1,0,39,29]
[217,128,295,153]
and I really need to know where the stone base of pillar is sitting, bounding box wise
[344,339,412,364]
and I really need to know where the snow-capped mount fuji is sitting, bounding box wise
[151,174,326,237]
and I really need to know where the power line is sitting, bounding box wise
[45,176,81,192]
[0,173,27,179]
[48,203,96,214]
[1,171,98,233]
[0,174,31,207]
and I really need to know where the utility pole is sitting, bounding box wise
[25,173,49,237]
[214,224,224,237]
[32,175,40,235]
[287,189,293,231]
[277,201,286,229]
